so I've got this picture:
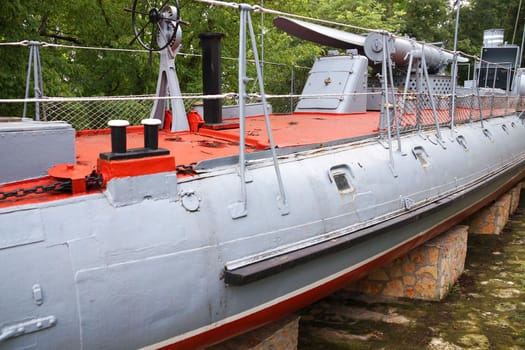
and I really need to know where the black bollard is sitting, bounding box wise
[199,32,225,125]
[142,119,161,150]
[108,120,129,153]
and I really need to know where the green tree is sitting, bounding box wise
[458,0,525,58]
[2,0,524,120]
[0,0,159,115]
[317,0,406,33]
[401,0,451,44]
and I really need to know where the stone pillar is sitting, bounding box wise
[467,192,512,235]
[509,184,522,215]
[347,225,469,301]
[207,315,299,350]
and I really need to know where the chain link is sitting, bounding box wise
[0,180,72,201]
[0,166,194,201]
[0,171,104,201]
[176,162,197,175]
[86,171,104,188]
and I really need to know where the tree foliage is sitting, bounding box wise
[1,0,524,117]
[402,0,451,43]
[458,0,524,57]
[317,0,406,33]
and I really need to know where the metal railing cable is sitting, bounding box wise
[2,91,523,132]
[2,0,524,134]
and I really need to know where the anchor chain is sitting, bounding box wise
[86,171,104,188]
[0,180,72,201]
[176,162,197,175]
[0,171,104,201]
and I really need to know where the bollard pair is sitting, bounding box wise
[108,119,161,154]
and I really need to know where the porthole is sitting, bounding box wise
[329,164,354,194]
[333,173,351,192]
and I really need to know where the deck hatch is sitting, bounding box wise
[296,71,349,109]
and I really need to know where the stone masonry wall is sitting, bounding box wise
[347,225,469,301]
[467,183,522,235]
[509,183,523,215]
[467,193,512,235]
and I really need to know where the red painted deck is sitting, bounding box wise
[0,111,380,208]
[78,112,380,168]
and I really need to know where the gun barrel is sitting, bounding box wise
[364,32,468,72]
[273,16,469,72]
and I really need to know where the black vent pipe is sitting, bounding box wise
[199,32,225,124]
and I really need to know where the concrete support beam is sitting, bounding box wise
[207,315,299,350]
[347,225,469,301]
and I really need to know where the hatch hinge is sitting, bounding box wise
[0,316,57,342]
